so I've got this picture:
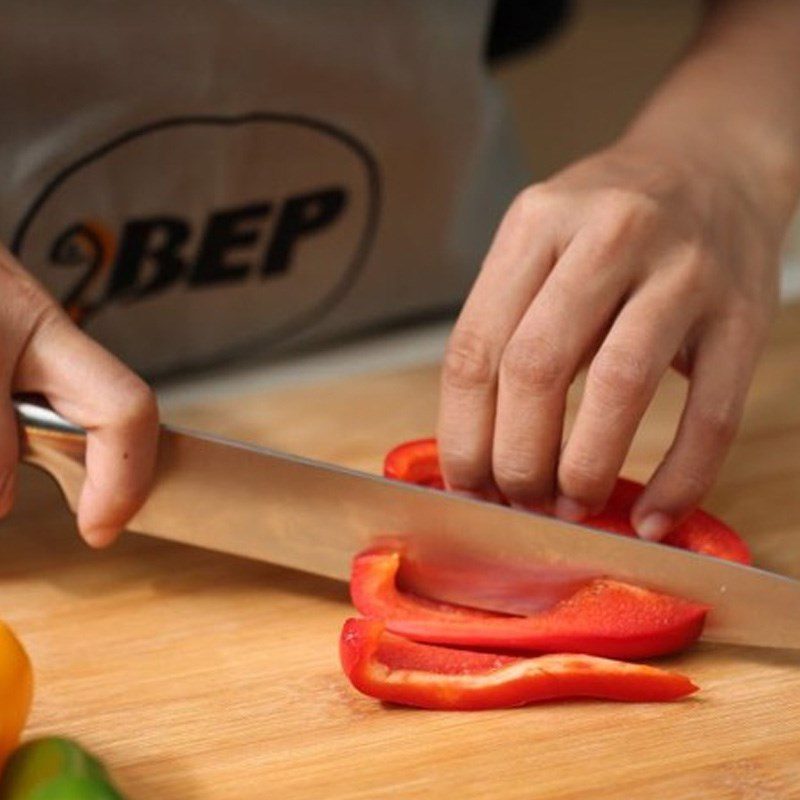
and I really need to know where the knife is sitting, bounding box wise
[14,396,800,650]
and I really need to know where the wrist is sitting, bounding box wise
[617,0,800,244]
[620,113,800,245]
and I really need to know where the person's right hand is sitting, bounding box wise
[0,244,159,546]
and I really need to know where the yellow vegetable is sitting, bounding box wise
[0,622,33,768]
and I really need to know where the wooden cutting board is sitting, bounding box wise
[3,306,800,799]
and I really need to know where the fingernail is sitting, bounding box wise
[636,512,673,542]
[554,496,588,523]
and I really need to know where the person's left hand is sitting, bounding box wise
[436,140,782,539]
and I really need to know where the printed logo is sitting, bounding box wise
[13,113,379,357]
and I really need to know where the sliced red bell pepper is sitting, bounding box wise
[338,438,751,710]
[383,438,751,565]
[351,549,708,659]
[340,618,698,709]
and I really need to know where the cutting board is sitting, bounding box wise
[3,306,800,799]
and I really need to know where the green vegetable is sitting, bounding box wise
[0,738,125,800]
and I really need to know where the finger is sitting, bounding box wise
[437,187,564,495]
[0,250,60,518]
[13,311,159,547]
[0,399,18,518]
[557,279,700,518]
[631,314,761,540]
[491,230,635,508]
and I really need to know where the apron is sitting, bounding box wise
[2,0,529,376]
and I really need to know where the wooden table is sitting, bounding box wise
[3,306,800,799]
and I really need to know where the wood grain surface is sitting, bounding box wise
[2,305,800,799]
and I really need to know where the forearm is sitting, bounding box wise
[622,0,800,234]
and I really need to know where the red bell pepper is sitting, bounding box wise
[383,438,751,565]
[351,548,708,659]
[340,618,698,709]
[338,438,750,710]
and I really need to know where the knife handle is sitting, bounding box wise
[14,394,87,512]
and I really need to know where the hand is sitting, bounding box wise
[0,245,158,546]
[437,141,782,539]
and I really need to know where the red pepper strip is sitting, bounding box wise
[340,618,698,709]
[352,549,708,659]
[383,438,751,565]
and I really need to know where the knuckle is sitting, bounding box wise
[593,189,658,247]
[112,377,159,432]
[510,183,552,220]
[442,329,497,391]
[493,456,546,501]
[589,347,653,404]
[605,187,657,219]
[500,336,567,393]
[673,251,716,298]
[558,452,609,499]
[439,448,488,491]
[695,405,739,446]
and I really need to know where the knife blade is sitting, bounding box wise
[16,396,800,650]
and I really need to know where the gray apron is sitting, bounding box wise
[2,0,528,375]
